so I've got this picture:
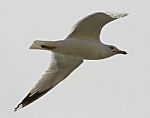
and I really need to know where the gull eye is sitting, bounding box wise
[110,46,114,49]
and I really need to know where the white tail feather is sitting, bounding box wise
[29,40,58,50]
[29,40,43,49]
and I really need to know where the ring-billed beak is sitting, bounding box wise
[113,50,127,55]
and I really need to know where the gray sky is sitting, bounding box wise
[1,0,150,118]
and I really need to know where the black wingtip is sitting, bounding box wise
[14,89,52,111]
[14,103,23,112]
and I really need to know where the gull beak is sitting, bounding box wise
[113,50,127,55]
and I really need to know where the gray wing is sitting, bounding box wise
[67,12,128,40]
[15,53,83,111]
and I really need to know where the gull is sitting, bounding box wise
[15,12,128,111]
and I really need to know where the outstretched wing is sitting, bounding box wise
[15,53,83,111]
[67,12,128,40]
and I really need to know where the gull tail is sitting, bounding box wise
[29,40,58,50]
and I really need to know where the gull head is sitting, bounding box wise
[109,45,127,55]
[100,44,127,59]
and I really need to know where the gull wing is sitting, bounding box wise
[67,12,128,40]
[15,53,83,111]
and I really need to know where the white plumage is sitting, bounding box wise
[15,12,128,111]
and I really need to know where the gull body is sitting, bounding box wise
[33,38,103,60]
[31,37,126,60]
[15,12,128,111]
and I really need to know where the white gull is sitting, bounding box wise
[15,12,128,111]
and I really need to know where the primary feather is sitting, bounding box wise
[67,12,128,40]
[15,53,83,111]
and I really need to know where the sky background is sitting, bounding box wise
[1,0,150,118]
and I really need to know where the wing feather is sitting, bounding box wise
[67,12,128,40]
[15,53,83,111]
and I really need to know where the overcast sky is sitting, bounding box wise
[1,0,150,118]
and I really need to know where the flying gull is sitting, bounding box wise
[15,12,128,111]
